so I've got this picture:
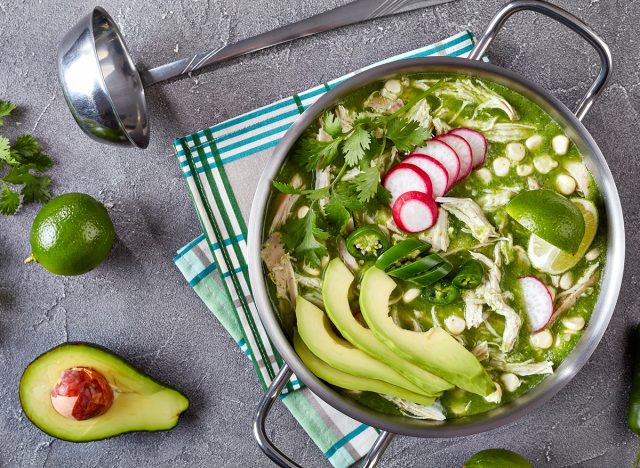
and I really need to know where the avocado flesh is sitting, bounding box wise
[293,330,436,407]
[359,267,495,397]
[19,342,189,442]
[322,259,453,395]
[296,296,436,397]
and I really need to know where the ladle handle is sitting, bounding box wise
[253,364,395,467]
[141,0,453,86]
[469,0,612,121]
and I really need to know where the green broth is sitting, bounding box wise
[262,73,606,419]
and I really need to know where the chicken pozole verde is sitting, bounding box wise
[262,73,606,419]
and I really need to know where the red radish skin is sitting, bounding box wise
[436,134,473,180]
[414,140,460,190]
[383,163,432,203]
[404,154,449,198]
[450,128,487,168]
[392,191,439,233]
[519,276,554,331]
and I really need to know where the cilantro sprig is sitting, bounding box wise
[0,100,54,215]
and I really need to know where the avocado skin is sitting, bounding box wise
[19,342,190,442]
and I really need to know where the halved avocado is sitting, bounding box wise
[322,259,453,395]
[293,330,436,407]
[296,296,436,397]
[19,342,189,442]
[359,267,495,397]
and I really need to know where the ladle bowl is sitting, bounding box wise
[58,7,149,148]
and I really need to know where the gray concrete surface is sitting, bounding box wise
[0,0,638,466]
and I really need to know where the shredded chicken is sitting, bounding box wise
[491,357,554,376]
[335,105,354,132]
[482,123,537,142]
[463,289,484,329]
[469,252,522,352]
[380,396,446,420]
[406,98,432,129]
[472,341,490,361]
[421,209,450,252]
[437,197,498,243]
[527,177,540,190]
[484,382,502,404]
[269,174,303,233]
[317,127,333,142]
[315,168,331,209]
[364,91,404,114]
[338,238,359,272]
[550,263,600,325]
[435,79,518,121]
[261,232,297,304]
[432,117,452,135]
[564,161,592,198]
[478,190,514,211]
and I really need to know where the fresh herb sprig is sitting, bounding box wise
[0,100,54,215]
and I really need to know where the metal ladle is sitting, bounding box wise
[57,0,452,149]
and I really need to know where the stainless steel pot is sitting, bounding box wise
[247,1,624,466]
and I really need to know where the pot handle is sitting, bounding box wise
[469,0,612,121]
[253,363,396,467]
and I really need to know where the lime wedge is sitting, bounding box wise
[506,189,585,253]
[528,199,598,274]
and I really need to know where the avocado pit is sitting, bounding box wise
[50,367,113,420]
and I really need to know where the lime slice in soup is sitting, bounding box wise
[528,199,598,274]
[506,189,585,253]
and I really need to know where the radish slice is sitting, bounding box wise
[392,191,439,233]
[403,154,449,198]
[383,163,432,203]
[436,134,473,180]
[414,140,460,190]
[450,128,487,168]
[519,276,554,331]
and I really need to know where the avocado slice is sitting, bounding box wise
[19,342,189,442]
[359,267,495,397]
[293,330,436,407]
[296,296,436,397]
[322,258,453,395]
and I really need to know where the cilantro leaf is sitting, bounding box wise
[0,183,19,215]
[353,166,380,203]
[281,209,328,266]
[333,182,365,211]
[21,174,51,204]
[10,135,53,171]
[386,118,431,152]
[0,101,16,127]
[272,180,304,194]
[323,112,342,138]
[342,127,371,167]
[324,198,351,235]
[294,137,342,171]
[0,136,13,165]
[0,103,55,215]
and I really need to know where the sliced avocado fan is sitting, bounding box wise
[293,330,436,407]
[359,267,495,397]
[322,258,453,395]
[296,296,438,397]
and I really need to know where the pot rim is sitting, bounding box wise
[247,56,625,437]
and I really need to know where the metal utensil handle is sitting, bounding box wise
[469,0,612,121]
[142,0,453,86]
[253,364,395,467]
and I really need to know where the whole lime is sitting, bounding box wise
[28,193,115,276]
[463,448,532,468]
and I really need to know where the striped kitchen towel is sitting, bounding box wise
[173,30,476,467]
